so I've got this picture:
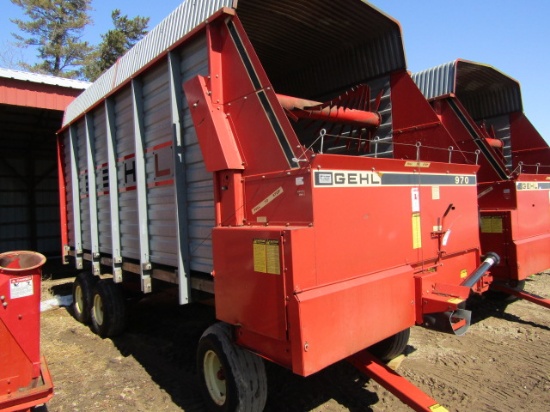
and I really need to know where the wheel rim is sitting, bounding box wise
[93,294,104,326]
[203,349,226,405]
[75,284,84,315]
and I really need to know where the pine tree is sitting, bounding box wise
[10,0,93,78]
[83,10,149,81]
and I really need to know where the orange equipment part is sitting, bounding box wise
[276,93,381,128]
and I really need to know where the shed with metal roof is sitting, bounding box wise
[0,68,89,256]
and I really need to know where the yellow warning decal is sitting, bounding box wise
[253,239,267,273]
[412,213,422,249]
[480,216,503,233]
[429,404,449,412]
[447,298,463,305]
[460,269,468,279]
[253,239,280,275]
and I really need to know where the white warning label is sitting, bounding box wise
[252,187,284,215]
[10,276,34,299]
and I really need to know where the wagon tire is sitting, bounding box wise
[90,279,126,338]
[197,323,267,412]
[72,272,99,324]
[368,328,410,362]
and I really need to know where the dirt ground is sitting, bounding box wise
[37,268,550,412]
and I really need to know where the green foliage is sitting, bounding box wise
[10,0,93,78]
[83,10,149,81]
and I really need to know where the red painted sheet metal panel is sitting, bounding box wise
[0,357,53,412]
[184,16,303,176]
[514,178,550,240]
[390,71,459,164]
[213,227,288,342]
[0,251,46,400]
[479,175,550,281]
[57,135,69,261]
[0,77,82,111]
[288,264,415,376]
[183,75,244,172]
[509,112,550,172]
[477,181,517,210]
[514,233,550,281]
[309,154,480,288]
[243,171,314,226]
[433,98,508,183]
[212,153,482,375]
[218,16,301,175]
[480,214,550,282]
[213,225,416,376]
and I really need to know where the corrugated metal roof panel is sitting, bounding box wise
[0,67,90,90]
[236,0,406,98]
[63,0,234,127]
[412,59,523,119]
[63,0,406,127]
[411,61,455,101]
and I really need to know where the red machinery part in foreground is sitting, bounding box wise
[0,251,54,411]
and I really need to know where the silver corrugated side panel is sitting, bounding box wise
[62,31,213,277]
[93,106,112,255]
[412,60,523,120]
[178,34,214,274]
[113,86,140,261]
[76,120,91,251]
[142,61,178,267]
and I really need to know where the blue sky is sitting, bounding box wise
[2,1,549,141]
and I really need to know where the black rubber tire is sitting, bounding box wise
[72,272,99,324]
[90,279,127,338]
[368,328,410,362]
[197,323,267,412]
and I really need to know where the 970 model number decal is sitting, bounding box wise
[314,171,476,187]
